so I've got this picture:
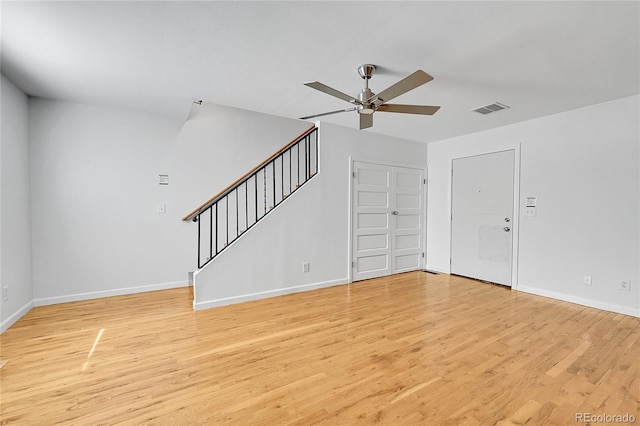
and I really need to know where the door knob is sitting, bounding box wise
[504,226,511,232]
[392,211,399,215]
[504,217,510,222]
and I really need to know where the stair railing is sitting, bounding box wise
[182,126,318,269]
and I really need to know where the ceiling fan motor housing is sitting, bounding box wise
[357,88,376,114]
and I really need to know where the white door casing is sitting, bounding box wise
[352,161,424,282]
[450,150,515,286]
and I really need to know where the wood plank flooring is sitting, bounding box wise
[1,272,638,425]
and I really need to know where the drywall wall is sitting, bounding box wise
[27,99,313,306]
[28,99,189,303]
[170,102,313,223]
[193,121,428,309]
[426,95,639,316]
[1,74,33,332]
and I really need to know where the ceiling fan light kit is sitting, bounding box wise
[302,64,441,129]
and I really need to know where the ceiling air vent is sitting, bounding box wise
[472,102,510,115]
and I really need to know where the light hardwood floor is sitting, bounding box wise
[1,272,638,425]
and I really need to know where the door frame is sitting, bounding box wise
[449,146,521,289]
[347,157,428,283]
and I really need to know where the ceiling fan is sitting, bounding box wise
[300,64,440,129]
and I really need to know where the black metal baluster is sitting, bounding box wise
[245,181,248,233]
[197,213,201,268]
[207,206,213,259]
[225,195,229,246]
[297,143,300,187]
[215,202,218,255]
[254,173,258,224]
[289,148,292,196]
[235,187,239,238]
[309,134,312,178]
[304,136,308,181]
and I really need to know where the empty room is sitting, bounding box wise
[1,1,638,424]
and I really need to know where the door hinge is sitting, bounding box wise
[423,178,426,185]
[352,261,356,268]
[422,252,425,258]
[352,171,356,178]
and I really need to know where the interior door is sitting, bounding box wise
[352,162,424,281]
[392,167,424,273]
[450,150,514,286]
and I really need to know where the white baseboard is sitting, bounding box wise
[1,300,35,334]
[193,278,347,311]
[33,280,189,307]
[517,285,639,318]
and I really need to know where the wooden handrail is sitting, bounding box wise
[182,125,316,222]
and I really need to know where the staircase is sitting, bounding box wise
[182,125,318,269]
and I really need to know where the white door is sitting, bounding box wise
[352,162,424,281]
[392,167,425,273]
[450,150,514,286]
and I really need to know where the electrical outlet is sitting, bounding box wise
[619,280,631,292]
[302,262,310,273]
[583,275,592,286]
[2,286,8,302]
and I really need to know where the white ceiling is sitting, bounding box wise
[2,1,638,144]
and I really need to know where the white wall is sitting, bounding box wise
[427,95,639,316]
[1,74,33,332]
[26,99,314,306]
[170,102,313,224]
[193,121,428,309]
[29,99,189,304]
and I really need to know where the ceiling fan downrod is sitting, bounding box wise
[357,64,376,114]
